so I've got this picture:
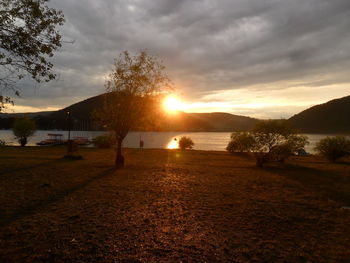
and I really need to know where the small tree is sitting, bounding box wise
[226,132,256,153]
[315,136,350,162]
[92,133,115,149]
[12,116,36,146]
[251,120,308,166]
[179,136,194,150]
[0,0,65,110]
[94,51,170,168]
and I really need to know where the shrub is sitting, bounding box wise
[315,136,350,162]
[12,116,36,147]
[268,135,310,162]
[226,132,256,153]
[250,120,308,167]
[179,136,194,150]
[269,144,294,162]
[92,134,115,148]
[285,134,309,154]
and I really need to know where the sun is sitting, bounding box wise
[163,96,184,112]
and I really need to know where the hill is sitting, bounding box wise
[3,95,350,133]
[41,95,259,131]
[192,112,257,131]
[0,95,258,131]
[0,111,53,129]
[0,111,53,118]
[288,95,350,133]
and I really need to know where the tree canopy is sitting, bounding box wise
[0,0,65,110]
[12,115,36,146]
[179,136,194,150]
[226,120,309,166]
[252,120,308,166]
[94,51,171,167]
[315,136,350,162]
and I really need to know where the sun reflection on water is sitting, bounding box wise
[167,138,179,149]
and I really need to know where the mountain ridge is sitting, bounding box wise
[288,95,350,133]
[2,94,350,133]
[0,95,258,131]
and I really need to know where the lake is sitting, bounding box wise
[0,130,344,153]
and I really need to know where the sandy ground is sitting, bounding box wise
[0,147,349,262]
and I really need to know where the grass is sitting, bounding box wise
[0,147,349,262]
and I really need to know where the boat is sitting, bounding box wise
[72,136,91,145]
[37,133,65,146]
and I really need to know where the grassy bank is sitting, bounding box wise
[0,147,349,262]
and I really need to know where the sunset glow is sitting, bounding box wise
[167,138,179,149]
[1,0,350,261]
[163,96,184,113]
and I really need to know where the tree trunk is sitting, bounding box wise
[256,158,264,167]
[20,137,27,147]
[254,152,267,167]
[115,139,124,168]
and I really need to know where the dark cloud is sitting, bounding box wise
[10,0,350,117]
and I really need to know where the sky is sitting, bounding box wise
[7,0,350,118]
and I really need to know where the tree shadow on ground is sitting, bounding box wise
[299,156,350,166]
[227,152,254,160]
[0,167,116,228]
[0,156,58,160]
[263,162,350,206]
[336,161,350,166]
[0,159,68,178]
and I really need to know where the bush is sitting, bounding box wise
[226,132,256,153]
[269,144,293,162]
[268,135,309,162]
[315,136,350,162]
[253,120,309,166]
[12,116,36,147]
[179,136,194,150]
[92,134,115,148]
[285,134,309,155]
[230,120,309,167]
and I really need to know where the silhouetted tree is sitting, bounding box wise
[12,116,36,146]
[92,133,115,149]
[226,120,308,166]
[94,51,170,168]
[179,136,194,150]
[315,136,350,162]
[0,0,65,111]
[252,120,308,166]
[226,132,255,153]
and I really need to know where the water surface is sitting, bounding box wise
[0,130,346,153]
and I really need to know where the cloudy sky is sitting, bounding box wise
[10,0,350,118]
